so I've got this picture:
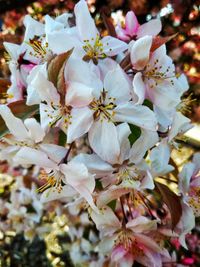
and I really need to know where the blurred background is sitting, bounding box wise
[0,0,199,266]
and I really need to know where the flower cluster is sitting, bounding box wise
[0,1,199,266]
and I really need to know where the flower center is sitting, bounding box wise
[143,59,176,88]
[44,103,72,129]
[27,37,53,63]
[89,90,116,121]
[37,170,63,193]
[115,229,134,251]
[82,35,108,65]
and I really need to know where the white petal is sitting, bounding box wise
[72,153,113,178]
[102,36,128,56]
[67,107,93,143]
[168,112,191,141]
[48,30,78,54]
[150,141,174,176]
[14,147,57,169]
[24,118,45,143]
[126,216,157,233]
[130,36,152,70]
[32,72,60,105]
[114,102,157,131]
[0,105,29,140]
[129,129,159,164]
[104,65,131,103]
[40,184,76,203]
[178,162,195,194]
[3,42,20,61]
[65,81,93,107]
[137,19,162,38]
[74,0,98,41]
[23,15,44,41]
[88,120,120,164]
[117,123,131,163]
[45,15,64,34]
[132,72,146,104]
[39,144,67,164]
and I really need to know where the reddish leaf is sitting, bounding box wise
[47,49,73,97]
[150,33,178,52]
[155,181,182,229]
[0,100,38,138]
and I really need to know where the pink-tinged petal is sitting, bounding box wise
[132,72,146,104]
[67,107,93,143]
[102,36,128,57]
[72,153,114,178]
[125,11,139,35]
[129,129,159,164]
[74,0,98,41]
[111,245,128,262]
[104,65,131,103]
[126,216,157,233]
[0,105,29,140]
[116,26,131,41]
[114,102,157,131]
[90,206,121,236]
[32,72,60,105]
[137,19,162,38]
[168,112,191,141]
[15,147,57,169]
[134,234,162,252]
[130,36,152,70]
[97,186,131,207]
[88,120,120,164]
[39,144,67,164]
[65,81,93,107]
[40,184,77,203]
[117,123,131,163]
[24,118,45,143]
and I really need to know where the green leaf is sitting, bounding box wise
[0,100,39,138]
[128,124,141,145]
[143,99,153,110]
[107,200,117,211]
[155,181,182,229]
[58,130,67,146]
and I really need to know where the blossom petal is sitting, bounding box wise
[114,102,157,131]
[65,81,93,107]
[74,0,98,41]
[137,19,162,38]
[0,105,29,140]
[132,72,146,104]
[23,15,44,41]
[15,147,57,169]
[125,11,139,35]
[130,36,152,70]
[39,144,67,164]
[67,107,93,143]
[72,153,114,178]
[40,184,77,203]
[102,36,128,56]
[32,72,60,105]
[103,65,131,103]
[24,118,45,143]
[88,120,120,164]
[129,129,159,164]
